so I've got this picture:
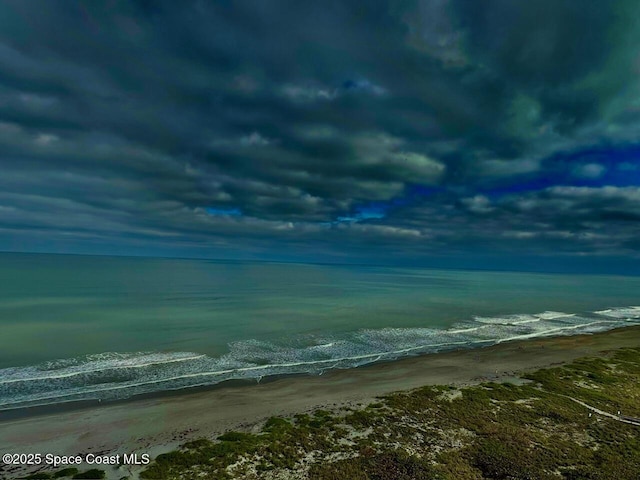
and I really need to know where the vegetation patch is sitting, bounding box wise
[71,470,105,479]
[52,468,79,478]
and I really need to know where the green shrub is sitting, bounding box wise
[310,450,439,480]
[53,468,79,478]
[263,416,292,432]
[72,470,105,480]
[217,431,255,442]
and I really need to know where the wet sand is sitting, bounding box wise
[2,326,640,478]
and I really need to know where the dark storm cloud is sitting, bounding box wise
[0,0,639,265]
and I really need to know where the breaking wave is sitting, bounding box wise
[1,306,638,411]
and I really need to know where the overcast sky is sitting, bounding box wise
[1,1,640,272]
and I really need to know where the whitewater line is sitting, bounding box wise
[3,320,634,409]
[0,354,207,385]
[494,320,618,344]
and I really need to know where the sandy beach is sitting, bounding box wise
[2,325,640,479]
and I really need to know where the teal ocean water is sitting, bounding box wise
[1,253,639,410]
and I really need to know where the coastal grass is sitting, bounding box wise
[52,468,79,478]
[20,469,103,480]
[71,470,105,480]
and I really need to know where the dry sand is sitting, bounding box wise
[2,326,640,478]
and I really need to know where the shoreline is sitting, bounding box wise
[1,321,635,421]
[2,325,640,478]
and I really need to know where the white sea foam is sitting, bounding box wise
[1,306,638,411]
[536,311,575,320]
[0,352,207,385]
[594,306,640,319]
[493,320,617,343]
[473,314,538,325]
[474,311,574,325]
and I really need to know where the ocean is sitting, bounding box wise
[1,252,639,411]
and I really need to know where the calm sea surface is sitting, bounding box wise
[1,253,639,410]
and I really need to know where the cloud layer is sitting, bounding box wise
[1,0,639,267]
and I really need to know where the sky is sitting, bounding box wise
[1,0,640,272]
